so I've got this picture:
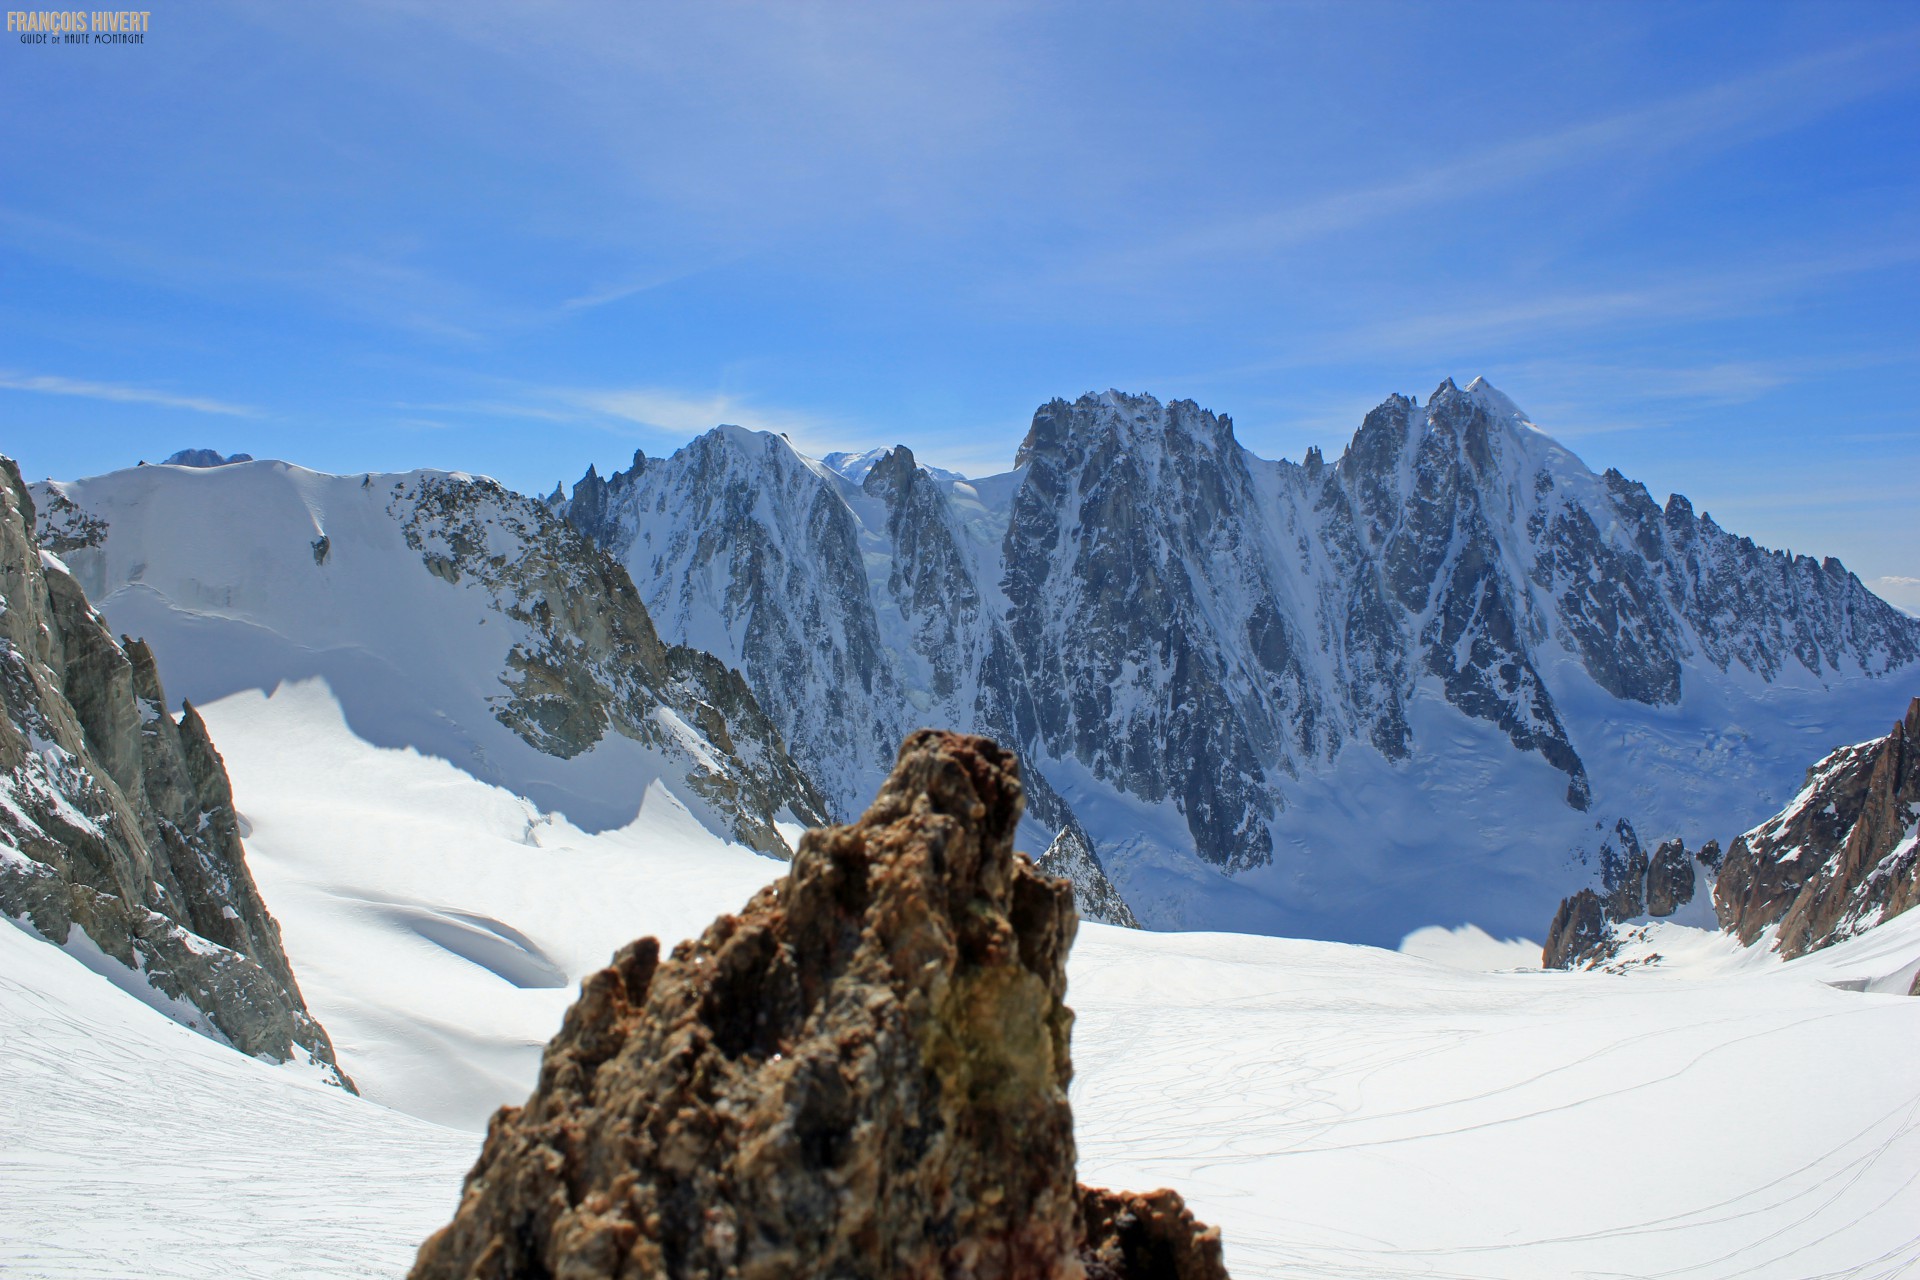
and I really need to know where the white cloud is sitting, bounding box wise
[0,371,260,418]
[1873,576,1920,618]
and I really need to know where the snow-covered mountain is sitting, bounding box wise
[31,460,828,857]
[0,456,346,1083]
[557,379,1920,942]
[563,431,1138,924]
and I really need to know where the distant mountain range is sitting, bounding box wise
[32,378,1920,943]
[554,378,1919,941]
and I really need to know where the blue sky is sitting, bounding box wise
[4,1,1917,607]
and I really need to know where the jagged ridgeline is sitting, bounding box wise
[0,457,347,1085]
[552,379,1920,942]
[33,378,1920,944]
[33,461,830,861]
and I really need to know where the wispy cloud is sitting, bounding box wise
[570,386,825,441]
[1305,240,1920,360]
[1872,577,1920,618]
[402,382,848,457]
[0,371,260,417]
[394,398,588,425]
[555,256,742,315]
[1068,27,1920,281]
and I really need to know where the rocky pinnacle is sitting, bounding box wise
[410,730,1227,1280]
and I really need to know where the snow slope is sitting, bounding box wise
[1072,914,1920,1279]
[200,679,788,1130]
[13,680,1915,1278]
[0,916,471,1279]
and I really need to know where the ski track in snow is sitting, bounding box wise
[5,682,1920,1278]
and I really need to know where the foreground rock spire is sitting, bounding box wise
[410,730,1227,1279]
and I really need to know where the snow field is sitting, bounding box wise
[0,917,472,1279]
[200,679,786,1131]
[5,679,1919,1277]
[1071,923,1920,1278]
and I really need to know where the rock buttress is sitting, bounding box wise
[410,730,1227,1280]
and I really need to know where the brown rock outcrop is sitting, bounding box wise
[1715,697,1920,957]
[1541,888,1614,969]
[410,730,1227,1280]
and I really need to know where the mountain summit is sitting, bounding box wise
[558,381,1920,941]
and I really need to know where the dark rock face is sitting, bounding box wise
[410,731,1226,1280]
[1003,394,1312,872]
[1600,820,1648,920]
[0,457,347,1085]
[1344,383,1590,809]
[1542,889,1614,969]
[1715,698,1920,958]
[1645,838,1696,918]
[162,448,254,468]
[1035,819,1142,930]
[863,444,984,705]
[1545,829,1704,960]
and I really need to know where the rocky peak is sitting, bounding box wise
[1645,837,1697,918]
[1543,829,1715,967]
[1035,818,1144,931]
[1542,889,1613,969]
[1014,391,1238,475]
[409,731,1225,1279]
[565,450,648,546]
[858,442,918,502]
[162,448,254,468]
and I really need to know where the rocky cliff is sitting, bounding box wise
[1543,700,1920,969]
[1715,698,1920,958]
[409,731,1225,1280]
[561,431,1140,926]
[559,380,1920,940]
[1541,830,1719,969]
[0,456,347,1085]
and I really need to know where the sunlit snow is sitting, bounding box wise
[7,681,1918,1278]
